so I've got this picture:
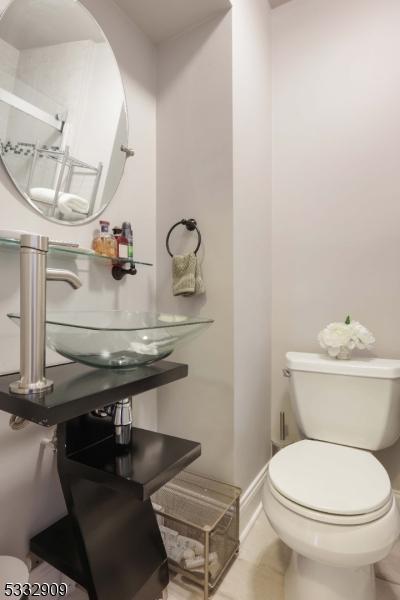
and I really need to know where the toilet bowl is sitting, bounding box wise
[262,353,400,600]
[0,556,29,600]
[263,441,400,600]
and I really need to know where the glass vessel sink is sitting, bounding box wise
[8,311,213,370]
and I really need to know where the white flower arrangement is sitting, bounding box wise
[318,316,375,360]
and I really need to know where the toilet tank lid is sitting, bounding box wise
[286,352,400,379]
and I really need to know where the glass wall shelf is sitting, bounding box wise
[0,236,153,267]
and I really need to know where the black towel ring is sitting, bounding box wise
[166,218,202,257]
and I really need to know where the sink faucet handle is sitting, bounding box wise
[48,240,79,248]
[19,235,79,251]
[20,233,49,252]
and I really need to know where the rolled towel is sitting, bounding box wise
[58,193,89,215]
[57,193,89,221]
[176,535,204,556]
[173,253,205,297]
[184,553,218,570]
[29,187,57,206]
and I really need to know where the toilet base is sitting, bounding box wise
[285,552,376,600]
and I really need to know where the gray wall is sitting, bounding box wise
[271,0,400,488]
[157,0,272,499]
[156,12,236,484]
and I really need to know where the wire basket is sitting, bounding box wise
[152,471,241,600]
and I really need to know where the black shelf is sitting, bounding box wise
[31,516,87,588]
[31,515,169,600]
[0,361,188,426]
[31,423,201,600]
[66,427,201,501]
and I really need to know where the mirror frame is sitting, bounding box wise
[0,0,129,227]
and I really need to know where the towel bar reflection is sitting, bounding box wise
[27,145,103,218]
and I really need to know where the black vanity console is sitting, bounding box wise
[0,360,188,426]
[0,361,200,600]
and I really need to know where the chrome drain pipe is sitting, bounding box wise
[114,398,132,446]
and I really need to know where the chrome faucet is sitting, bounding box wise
[10,234,82,396]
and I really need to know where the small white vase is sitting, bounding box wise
[336,347,352,360]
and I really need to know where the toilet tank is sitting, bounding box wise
[287,352,400,451]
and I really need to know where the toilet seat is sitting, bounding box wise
[267,473,393,525]
[268,440,392,522]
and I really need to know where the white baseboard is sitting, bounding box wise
[240,463,268,543]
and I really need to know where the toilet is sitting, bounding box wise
[0,556,29,600]
[263,352,400,600]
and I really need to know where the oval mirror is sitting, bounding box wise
[0,0,128,225]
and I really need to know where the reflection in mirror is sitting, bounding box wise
[0,0,128,225]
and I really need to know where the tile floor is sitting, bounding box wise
[70,510,400,600]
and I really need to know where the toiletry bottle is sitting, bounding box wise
[98,221,117,257]
[92,228,101,254]
[106,224,117,258]
[128,223,134,261]
[113,227,123,259]
[99,220,109,256]
[113,227,122,241]
[122,222,134,261]
[116,225,129,260]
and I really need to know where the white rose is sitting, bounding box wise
[349,321,375,350]
[318,319,375,356]
[318,322,352,353]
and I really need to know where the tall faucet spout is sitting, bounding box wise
[46,268,82,289]
[9,234,82,396]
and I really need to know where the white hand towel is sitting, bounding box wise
[173,253,196,296]
[194,258,205,295]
